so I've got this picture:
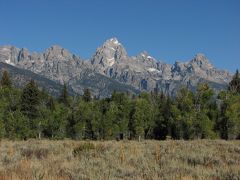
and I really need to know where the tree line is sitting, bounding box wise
[0,70,239,140]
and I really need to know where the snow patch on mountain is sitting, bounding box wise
[110,38,121,45]
[5,59,15,66]
[107,58,114,66]
[109,47,116,51]
[148,68,160,72]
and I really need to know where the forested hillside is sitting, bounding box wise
[0,70,239,140]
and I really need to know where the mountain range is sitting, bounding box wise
[0,38,232,97]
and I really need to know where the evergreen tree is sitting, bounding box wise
[4,110,29,140]
[66,96,82,139]
[154,95,180,139]
[51,104,69,139]
[58,84,69,106]
[216,91,229,139]
[47,96,56,111]
[228,69,240,94]
[20,80,41,138]
[98,98,112,139]
[0,71,239,141]
[20,80,40,119]
[0,86,21,139]
[83,88,92,102]
[0,70,12,88]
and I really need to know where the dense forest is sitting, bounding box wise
[0,70,239,140]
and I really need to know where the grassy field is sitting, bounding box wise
[0,140,239,180]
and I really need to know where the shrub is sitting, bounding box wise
[72,142,95,157]
[21,148,49,159]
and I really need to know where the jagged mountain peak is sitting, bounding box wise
[0,41,233,97]
[43,45,73,61]
[190,53,213,69]
[105,37,121,45]
[100,37,123,51]
[192,53,209,63]
[101,37,126,53]
[91,38,128,70]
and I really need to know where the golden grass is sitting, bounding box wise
[0,139,239,180]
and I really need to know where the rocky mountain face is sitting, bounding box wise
[0,62,75,96]
[90,38,231,95]
[0,38,232,97]
[0,45,86,83]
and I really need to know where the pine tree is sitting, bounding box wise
[83,88,91,102]
[47,96,55,111]
[58,84,69,106]
[229,69,240,94]
[20,80,40,119]
[66,97,79,139]
[1,70,12,88]
[154,95,180,140]
[47,104,69,139]
[4,110,29,140]
[98,98,111,139]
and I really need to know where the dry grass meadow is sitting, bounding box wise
[0,139,239,180]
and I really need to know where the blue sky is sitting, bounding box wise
[0,0,239,72]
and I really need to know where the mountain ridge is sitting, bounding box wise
[0,38,232,97]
